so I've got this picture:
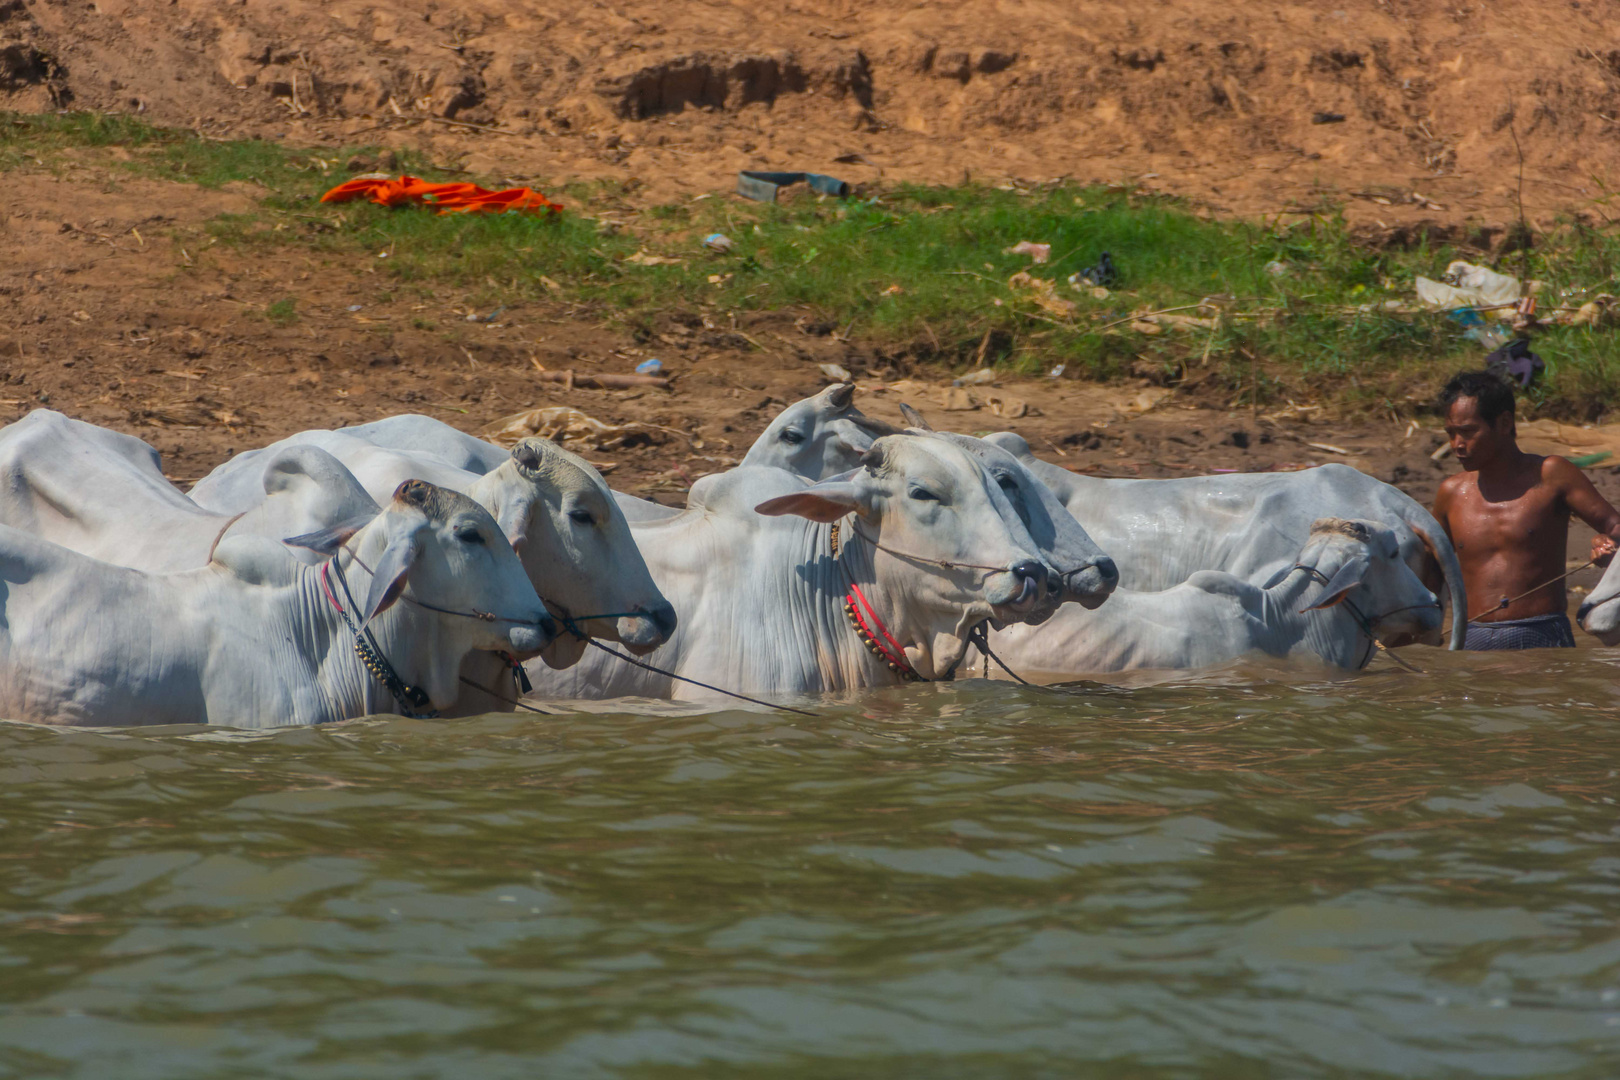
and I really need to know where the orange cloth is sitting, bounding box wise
[320,175,562,216]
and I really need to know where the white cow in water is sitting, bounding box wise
[531,436,1063,701]
[968,518,1443,676]
[610,391,1121,608]
[1577,562,1620,644]
[978,433,1466,650]
[0,480,556,727]
[0,410,378,571]
[189,429,676,671]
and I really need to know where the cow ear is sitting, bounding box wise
[755,481,864,523]
[1262,565,1293,590]
[362,531,421,626]
[898,402,934,432]
[1300,556,1370,612]
[828,422,875,458]
[283,513,376,556]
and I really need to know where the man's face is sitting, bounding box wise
[1444,396,1512,470]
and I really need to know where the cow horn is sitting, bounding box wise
[898,403,934,432]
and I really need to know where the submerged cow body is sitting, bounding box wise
[0,410,377,572]
[983,433,1467,650]
[531,436,1064,701]
[0,480,555,727]
[970,518,1443,676]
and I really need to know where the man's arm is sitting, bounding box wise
[1547,456,1620,565]
[1432,474,1460,544]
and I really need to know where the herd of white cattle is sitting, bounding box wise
[5,383,1620,728]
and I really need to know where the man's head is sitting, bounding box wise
[1439,370,1517,471]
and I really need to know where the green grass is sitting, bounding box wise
[264,297,298,325]
[6,110,1619,415]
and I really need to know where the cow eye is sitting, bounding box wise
[996,474,1019,494]
[568,508,595,526]
[780,429,805,445]
[909,486,940,503]
[455,526,485,545]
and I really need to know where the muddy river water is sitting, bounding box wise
[3,647,1619,1077]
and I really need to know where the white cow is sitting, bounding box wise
[1577,563,1620,644]
[968,518,1443,676]
[0,410,378,572]
[0,479,556,727]
[530,436,1061,701]
[190,429,676,667]
[741,382,904,475]
[721,394,1120,609]
[983,433,1467,650]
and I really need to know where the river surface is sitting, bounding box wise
[3,647,1620,1078]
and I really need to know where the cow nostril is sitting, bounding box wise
[1094,557,1119,586]
[1011,559,1046,585]
[648,601,678,639]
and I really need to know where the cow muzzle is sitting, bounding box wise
[617,601,678,655]
[1063,555,1119,609]
[987,559,1050,619]
[506,614,560,658]
[1578,595,1620,644]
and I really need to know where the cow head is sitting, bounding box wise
[929,431,1118,613]
[470,438,676,669]
[1284,518,1443,644]
[755,434,1058,679]
[288,480,558,710]
[741,383,903,478]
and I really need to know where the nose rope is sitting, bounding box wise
[320,559,438,718]
[341,548,557,628]
[1470,558,1595,623]
[539,600,657,642]
[583,639,820,718]
[1283,564,1438,672]
[968,623,1033,685]
[844,520,1016,579]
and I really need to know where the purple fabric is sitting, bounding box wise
[1464,613,1576,651]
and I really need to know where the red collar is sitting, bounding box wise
[844,581,923,682]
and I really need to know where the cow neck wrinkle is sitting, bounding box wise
[829,516,925,683]
[1265,564,1376,670]
[323,552,439,718]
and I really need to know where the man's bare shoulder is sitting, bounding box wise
[1539,453,1578,479]
[1436,471,1475,498]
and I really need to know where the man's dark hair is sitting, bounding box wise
[1439,370,1515,423]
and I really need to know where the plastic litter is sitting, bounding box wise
[736,171,851,203]
[1075,252,1117,288]
[954,368,997,387]
[1006,241,1051,264]
[1463,325,1512,350]
[1483,339,1544,389]
[703,233,735,253]
[1048,364,1067,379]
[819,363,853,382]
[1264,260,1289,277]
[1415,261,1520,316]
[466,305,506,323]
[635,358,664,376]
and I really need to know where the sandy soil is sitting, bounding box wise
[4,0,1618,239]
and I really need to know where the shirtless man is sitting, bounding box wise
[1432,370,1620,650]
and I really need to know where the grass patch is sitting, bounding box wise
[265,297,298,325]
[5,110,1619,414]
